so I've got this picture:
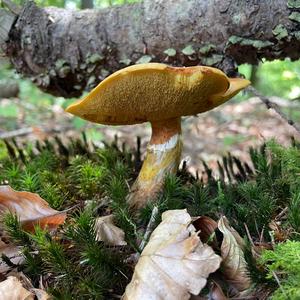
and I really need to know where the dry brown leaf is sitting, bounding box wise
[193,216,218,246]
[0,186,66,232]
[95,215,127,246]
[0,276,51,300]
[0,276,34,300]
[209,281,228,300]
[268,220,289,242]
[123,209,221,300]
[6,270,34,290]
[0,239,24,273]
[30,288,51,300]
[218,216,251,292]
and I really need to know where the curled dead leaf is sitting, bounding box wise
[218,216,251,293]
[0,239,24,273]
[0,276,33,300]
[268,220,289,242]
[95,215,127,246]
[123,209,221,300]
[0,276,51,300]
[209,281,228,300]
[193,216,218,246]
[0,186,66,232]
[30,288,51,300]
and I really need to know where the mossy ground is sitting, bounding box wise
[0,134,299,299]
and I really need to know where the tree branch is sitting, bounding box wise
[247,86,300,135]
[1,0,300,97]
[0,125,73,139]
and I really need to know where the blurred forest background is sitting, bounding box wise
[1,0,300,172]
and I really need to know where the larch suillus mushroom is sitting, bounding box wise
[66,63,250,209]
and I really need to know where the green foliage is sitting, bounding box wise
[68,158,107,199]
[239,59,300,100]
[261,241,300,300]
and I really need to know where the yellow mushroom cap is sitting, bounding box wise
[66,63,250,125]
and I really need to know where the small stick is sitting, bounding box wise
[254,219,260,238]
[0,125,73,139]
[139,206,159,251]
[275,207,288,221]
[259,225,265,244]
[244,223,255,247]
[247,86,300,135]
[272,271,290,300]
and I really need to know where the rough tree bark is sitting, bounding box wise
[1,0,300,97]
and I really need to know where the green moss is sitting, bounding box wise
[1,136,300,298]
[261,241,300,299]
[0,140,8,160]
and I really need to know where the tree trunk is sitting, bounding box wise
[2,0,300,97]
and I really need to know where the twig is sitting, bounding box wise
[139,206,159,251]
[0,127,34,139]
[130,206,159,264]
[247,86,300,135]
[254,219,260,238]
[271,271,290,300]
[244,223,255,247]
[275,207,288,221]
[259,226,265,244]
[0,125,73,139]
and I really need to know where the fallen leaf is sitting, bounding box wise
[0,276,34,300]
[123,209,221,300]
[193,216,218,246]
[0,186,66,232]
[0,276,51,300]
[218,216,251,293]
[95,215,127,246]
[6,270,34,290]
[0,239,24,273]
[30,288,51,300]
[268,220,289,242]
[209,281,228,300]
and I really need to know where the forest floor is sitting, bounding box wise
[1,93,300,299]
[1,95,299,174]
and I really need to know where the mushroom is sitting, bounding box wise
[66,63,250,209]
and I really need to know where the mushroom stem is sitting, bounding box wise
[128,118,182,209]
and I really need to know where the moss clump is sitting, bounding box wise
[261,241,300,300]
[0,135,300,299]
